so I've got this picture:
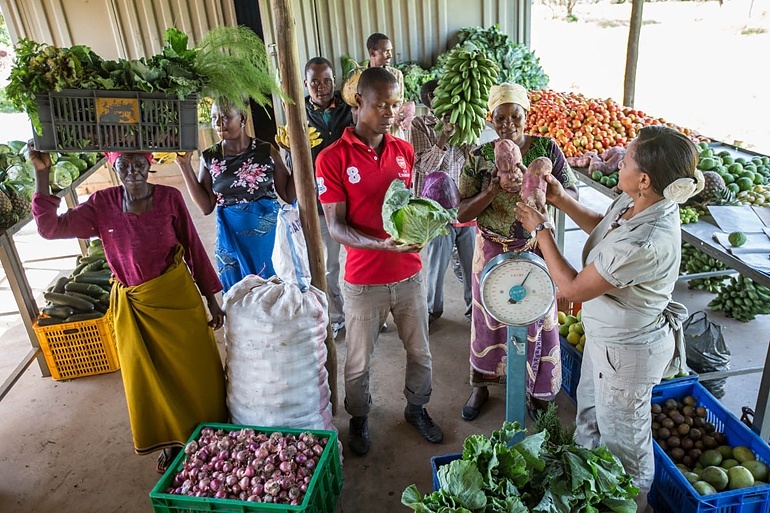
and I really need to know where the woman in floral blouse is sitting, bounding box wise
[177,98,295,291]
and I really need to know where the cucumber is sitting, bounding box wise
[73,272,112,286]
[53,276,70,294]
[81,260,106,273]
[101,262,111,270]
[77,254,107,265]
[37,317,66,326]
[71,261,89,276]
[99,293,111,306]
[42,305,76,319]
[65,312,105,322]
[64,291,100,306]
[44,292,95,312]
[65,282,107,298]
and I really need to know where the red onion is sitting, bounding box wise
[252,483,265,496]
[291,499,300,505]
[213,460,224,471]
[300,482,308,492]
[225,475,238,487]
[295,453,307,464]
[263,463,275,474]
[214,490,227,499]
[244,466,255,478]
[288,486,301,500]
[263,495,274,503]
[231,484,241,495]
[279,461,296,474]
[198,478,210,492]
[239,491,247,501]
[222,462,233,474]
[312,444,324,456]
[184,441,198,455]
[305,459,316,470]
[239,476,250,490]
[264,479,281,497]
[246,495,260,502]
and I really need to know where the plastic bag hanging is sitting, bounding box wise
[272,201,311,291]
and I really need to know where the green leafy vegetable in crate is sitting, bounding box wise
[7,27,288,138]
[403,421,639,512]
[165,426,330,504]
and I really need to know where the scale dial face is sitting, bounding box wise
[480,252,556,326]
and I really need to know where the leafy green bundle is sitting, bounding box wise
[382,179,457,247]
[402,422,639,513]
[6,26,286,134]
[457,25,549,90]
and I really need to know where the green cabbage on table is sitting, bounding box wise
[382,179,457,247]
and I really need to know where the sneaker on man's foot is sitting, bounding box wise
[348,416,370,455]
[404,407,444,443]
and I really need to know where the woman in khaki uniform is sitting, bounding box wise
[515,125,704,512]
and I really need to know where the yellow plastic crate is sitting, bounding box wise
[33,312,120,380]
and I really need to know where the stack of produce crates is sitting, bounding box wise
[150,423,343,513]
[34,90,198,152]
[649,380,770,513]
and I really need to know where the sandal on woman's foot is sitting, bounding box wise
[527,396,553,422]
[461,387,489,421]
[156,447,181,474]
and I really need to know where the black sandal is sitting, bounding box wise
[156,447,181,474]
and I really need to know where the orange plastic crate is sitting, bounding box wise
[33,312,119,380]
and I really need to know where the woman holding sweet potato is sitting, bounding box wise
[456,82,578,422]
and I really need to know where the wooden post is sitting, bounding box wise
[623,0,645,108]
[270,0,338,415]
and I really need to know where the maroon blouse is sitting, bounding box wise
[32,185,222,296]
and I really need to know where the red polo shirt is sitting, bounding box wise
[316,127,421,285]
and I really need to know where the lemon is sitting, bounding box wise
[564,315,578,327]
[566,331,581,346]
[558,324,570,337]
[576,342,584,353]
[580,334,586,344]
[557,311,567,324]
[572,322,584,335]
[576,309,582,322]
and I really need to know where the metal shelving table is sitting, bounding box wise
[0,158,111,401]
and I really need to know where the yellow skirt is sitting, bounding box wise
[110,246,228,454]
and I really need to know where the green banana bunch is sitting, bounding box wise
[708,274,770,322]
[679,205,699,224]
[431,46,499,146]
[680,242,729,293]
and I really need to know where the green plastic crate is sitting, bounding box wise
[149,423,342,513]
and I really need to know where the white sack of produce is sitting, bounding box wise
[223,275,333,431]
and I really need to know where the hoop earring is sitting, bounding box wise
[638,192,642,198]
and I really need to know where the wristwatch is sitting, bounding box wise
[534,221,554,235]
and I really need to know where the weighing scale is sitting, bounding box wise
[479,251,556,432]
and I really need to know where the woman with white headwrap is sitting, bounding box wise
[515,125,704,512]
[456,83,579,422]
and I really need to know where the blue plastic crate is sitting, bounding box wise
[559,337,582,404]
[649,381,770,513]
[430,453,462,491]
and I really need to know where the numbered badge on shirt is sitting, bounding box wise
[346,166,361,184]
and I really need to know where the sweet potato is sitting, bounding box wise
[522,157,553,210]
[494,139,523,194]
[603,147,626,173]
[588,154,612,175]
[567,151,597,169]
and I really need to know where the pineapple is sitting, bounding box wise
[696,171,725,202]
[0,189,12,216]
[4,185,30,218]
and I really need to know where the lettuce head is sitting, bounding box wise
[382,179,457,247]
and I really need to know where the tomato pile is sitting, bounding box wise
[525,90,705,157]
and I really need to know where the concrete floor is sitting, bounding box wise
[0,163,767,512]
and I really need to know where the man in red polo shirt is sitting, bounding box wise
[316,67,443,456]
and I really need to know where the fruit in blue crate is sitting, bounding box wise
[727,466,755,490]
[742,460,768,481]
[692,481,717,495]
[700,466,729,491]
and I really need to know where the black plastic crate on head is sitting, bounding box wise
[34,90,199,152]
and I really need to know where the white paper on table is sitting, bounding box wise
[713,232,770,255]
[733,252,770,274]
[708,206,767,234]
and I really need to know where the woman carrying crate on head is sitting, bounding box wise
[29,146,228,474]
[175,97,296,292]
